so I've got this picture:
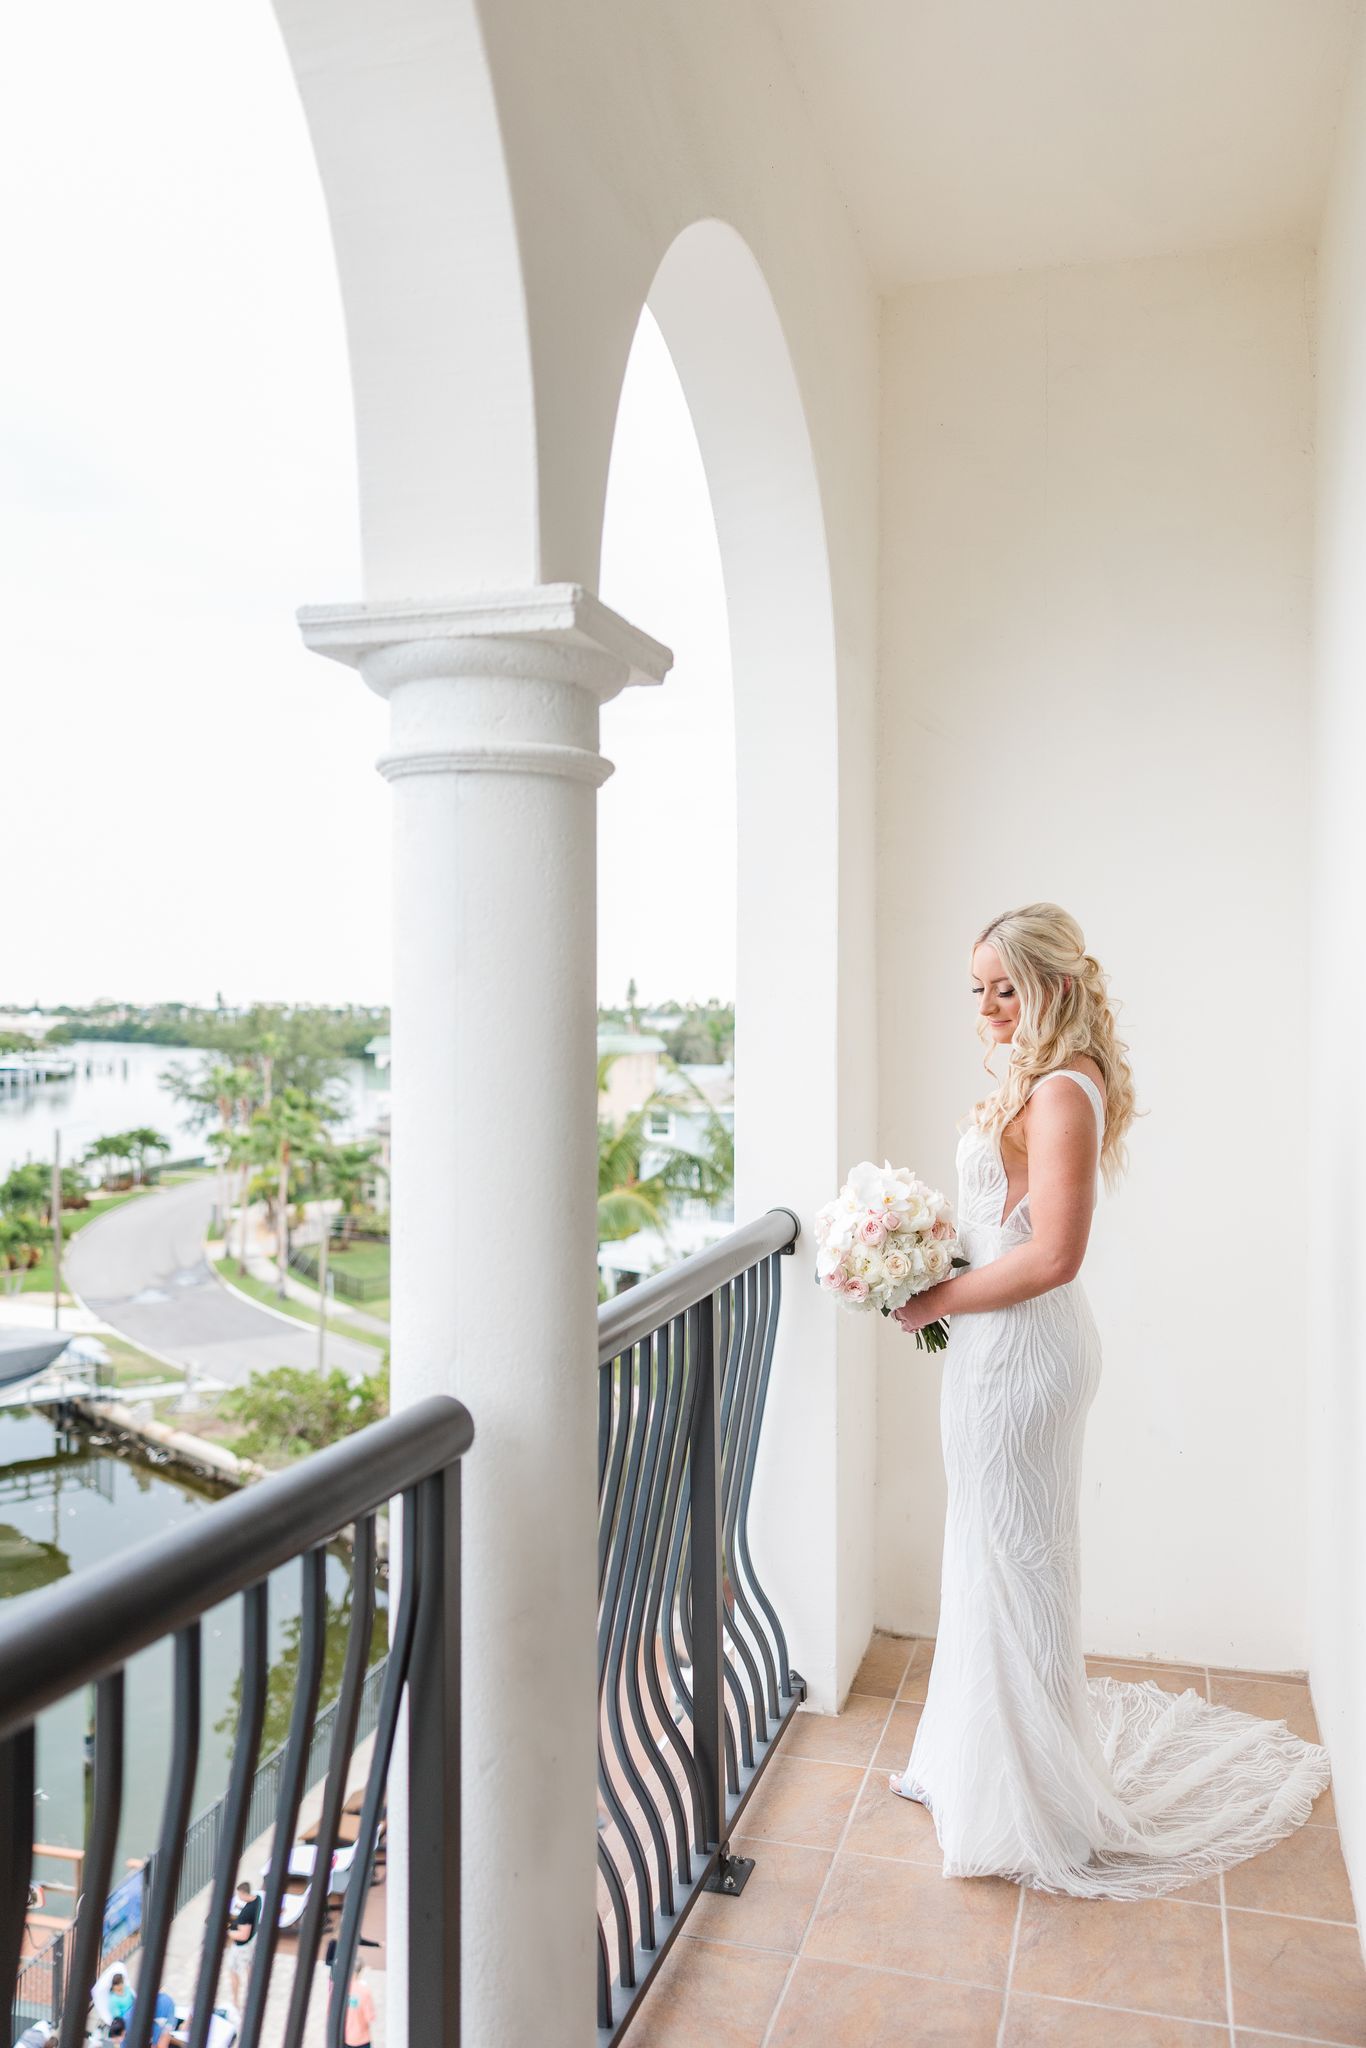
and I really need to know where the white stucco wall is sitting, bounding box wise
[874,245,1317,1675]
[1310,3,1366,1946]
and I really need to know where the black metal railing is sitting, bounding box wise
[595,1207,804,2041]
[173,1655,389,1918]
[0,1396,472,2048]
[12,1659,390,2034]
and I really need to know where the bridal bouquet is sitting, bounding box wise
[814,1160,968,1352]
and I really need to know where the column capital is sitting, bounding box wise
[298,584,672,788]
[296,583,673,700]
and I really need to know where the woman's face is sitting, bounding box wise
[972,942,1020,1044]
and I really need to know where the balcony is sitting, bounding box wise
[627,1635,1360,2046]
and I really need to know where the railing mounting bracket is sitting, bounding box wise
[705,1851,755,1897]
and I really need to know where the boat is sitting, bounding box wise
[0,1330,73,1391]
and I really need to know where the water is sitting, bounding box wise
[0,1041,389,1180]
[0,1406,383,1884]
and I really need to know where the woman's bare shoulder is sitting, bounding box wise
[1068,1050,1106,1099]
[1028,1052,1106,1113]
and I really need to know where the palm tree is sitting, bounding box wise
[327,1140,382,1243]
[595,1050,737,1300]
[124,1127,171,1184]
[84,1135,129,1190]
[299,1135,339,1373]
[251,1089,323,1297]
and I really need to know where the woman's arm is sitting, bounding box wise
[895,1082,1099,1324]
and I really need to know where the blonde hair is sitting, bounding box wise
[967,902,1141,1194]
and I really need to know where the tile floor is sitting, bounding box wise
[626,1632,1364,2048]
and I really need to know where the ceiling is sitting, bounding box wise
[762,0,1362,286]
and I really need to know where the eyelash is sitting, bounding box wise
[972,986,1015,998]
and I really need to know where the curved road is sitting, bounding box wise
[67,1180,380,1385]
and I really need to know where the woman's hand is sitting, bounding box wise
[893,1284,952,1336]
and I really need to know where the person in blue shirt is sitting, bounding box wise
[151,1989,177,2048]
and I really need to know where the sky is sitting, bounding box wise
[0,2,735,1013]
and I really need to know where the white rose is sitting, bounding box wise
[919,1242,948,1283]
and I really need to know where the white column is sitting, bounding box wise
[299,587,671,2048]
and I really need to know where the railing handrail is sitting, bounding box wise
[597,1206,800,1362]
[0,1394,473,1744]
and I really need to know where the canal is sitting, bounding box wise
[0,1403,385,1889]
[0,1038,389,1180]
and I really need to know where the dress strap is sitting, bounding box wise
[1030,1068,1105,1133]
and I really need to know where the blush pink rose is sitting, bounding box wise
[883,1212,903,1233]
[859,1215,886,1245]
[931,1218,952,1240]
[843,1277,870,1302]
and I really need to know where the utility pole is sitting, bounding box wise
[52,1130,63,1330]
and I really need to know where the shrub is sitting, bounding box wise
[220,1360,389,1462]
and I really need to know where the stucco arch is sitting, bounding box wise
[606,218,876,1710]
[271,0,538,596]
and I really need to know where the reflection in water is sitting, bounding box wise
[0,1522,69,1596]
[0,1407,387,1879]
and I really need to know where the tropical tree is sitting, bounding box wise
[0,1212,51,1295]
[327,1140,383,1242]
[84,1135,130,1189]
[0,1163,52,1221]
[250,1089,325,1297]
[124,1127,171,1184]
[596,1053,709,1241]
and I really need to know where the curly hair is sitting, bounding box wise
[967,902,1142,1194]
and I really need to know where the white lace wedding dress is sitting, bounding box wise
[889,1067,1332,1897]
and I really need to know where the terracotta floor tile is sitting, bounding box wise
[735,1755,864,1850]
[623,1935,791,2048]
[781,1690,893,1766]
[1085,1659,1210,1698]
[1236,2037,1359,2046]
[853,1632,918,1698]
[874,1701,924,1770]
[768,1956,1003,2045]
[1208,1674,1322,1744]
[1224,1819,1357,1923]
[899,1640,936,1704]
[1012,1890,1228,2023]
[1004,1991,1231,2043]
[802,1849,1019,1986]
[1236,2038,1360,2047]
[685,1839,831,1954]
[843,1773,946,1866]
[1228,1905,1366,2043]
[1207,1659,1308,1681]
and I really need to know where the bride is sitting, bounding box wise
[886,901,1331,1898]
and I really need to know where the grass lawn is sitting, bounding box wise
[215,1256,389,1353]
[9,1186,155,1296]
[292,1238,391,1322]
[98,1334,183,1389]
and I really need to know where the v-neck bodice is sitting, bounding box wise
[955,1068,1105,1258]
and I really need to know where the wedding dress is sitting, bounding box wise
[888,1066,1331,1898]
